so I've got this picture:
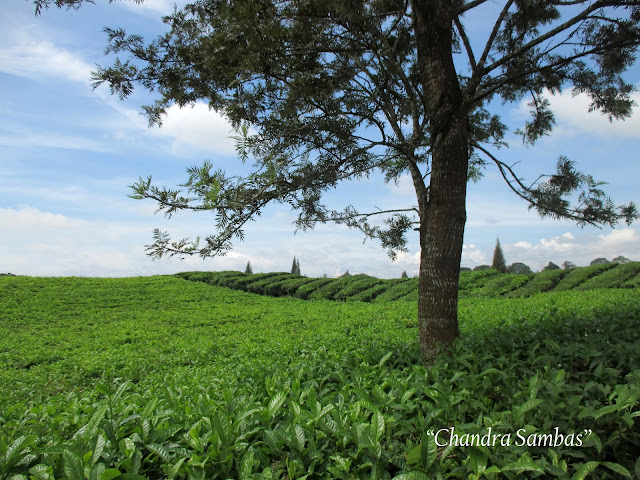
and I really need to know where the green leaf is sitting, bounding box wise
[377,351,393,367]
[238,449,254,479]
[146,443,171,463]
[268,391,287,418]
[294,424,306,451]
[601,462,631,477]
[371,411,385,442]
[4,435,37,468]
[89,463,106,480]
[405,445,421,465]
[28,464,54,480]
[91,435,106,466]
[571,461,600,480]
[469,447,488,474]
[63,450,84,480]
[99,469,122,480]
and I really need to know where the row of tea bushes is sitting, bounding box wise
[178,262,640,301]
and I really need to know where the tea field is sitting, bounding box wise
[177,261,640,302]
[0,274,639,479]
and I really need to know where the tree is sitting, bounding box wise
[613,255,630,263]
[38,0,640,363]
[291,256,300,275]
[473,265,491,271]
[401,271,409,278]
[506,262,532,275]
[543,261,560,271]
[562,261,577,270]
[245,261,253,274]
[590,257,611,266]
[491,238,507,273]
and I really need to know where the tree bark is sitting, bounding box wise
[412,0,469,362]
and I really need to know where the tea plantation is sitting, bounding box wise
[0,269,639,479]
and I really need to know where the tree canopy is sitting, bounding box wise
[36,0,640,362]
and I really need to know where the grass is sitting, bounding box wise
[1,275,639,479]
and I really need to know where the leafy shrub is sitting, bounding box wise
[333,275,385,301]
[507,268,569,297]
[350,282,393,302]
[308,274,374,300]
[575,261,640,290]
[552,263,618,292]
[622,272,640,288]
[373,278,418,302]
[458,269,500,292]
[294,277,334,299]
[463,273,532,298]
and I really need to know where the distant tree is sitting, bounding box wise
[590,257,610,266]
[562,261,577,270]
[322,273,327,279]
[543,262,560,271]
[341,270,352,277]
[612,256,630,264]
[491,239,507,273]
[45,0,640,362]
[473,265,491,271]
[506,262,532,275]
[459,267,472,272]
[245,261,253,274]
[401,271,408,278]
[291,256,301,275]
[296,258,301,276]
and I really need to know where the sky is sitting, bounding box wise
[1,0,639,278]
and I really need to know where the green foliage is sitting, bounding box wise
[552,263,619,292]
[373,278,419,303]
[492,239,507,273]
[506,269,569,297]
[507,262,533,275]
[543,261,561,271]
[1,276,640,478]
[245,261,253,274]
[463,273,533,298]
[575,262,640,290]
[590,258,611,266]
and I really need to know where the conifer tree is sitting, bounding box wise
[291,256,298,275]
[245,261,253,274]
[492,239,507,273]
[296,258,301,276]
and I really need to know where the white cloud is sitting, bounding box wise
[462,244,488,266]
[151,102,238,156]
[0,38,92,84]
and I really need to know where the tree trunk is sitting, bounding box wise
[412,0,469,362]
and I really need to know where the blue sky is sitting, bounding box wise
[1,0,639,278]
